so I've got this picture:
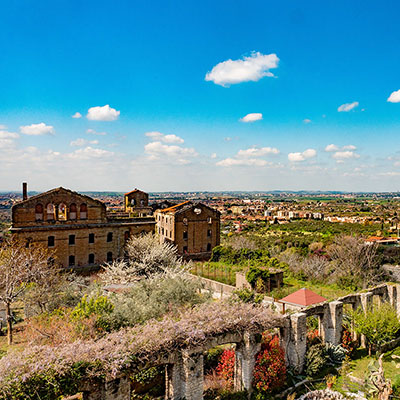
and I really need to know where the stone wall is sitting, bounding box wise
[77,283,400,400]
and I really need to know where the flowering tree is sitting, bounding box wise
[101,233,184,285]
[0,239,56,344]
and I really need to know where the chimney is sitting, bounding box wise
[22,182,28,201]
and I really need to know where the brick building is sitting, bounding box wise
[155,201,220,260]
[11,186,155,269]
[124,189,152,216]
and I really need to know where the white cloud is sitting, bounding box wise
[144,131,184,144]
[211,153,217,159]
[145,131,163,139]
[338,101,359,112]
[216,158,268,167]
[0,130,19,149]
[144,141,197,164]
[72,112,82,119]
[325,144,339,152]
[303,119,312,124]
[87,105,120,121]
[68,146,114,160]
[325,144,356,152]
[332,151,360,160]
[342,144,356,150]
[205,52,279,87]
[0,124,7,130]
[0,131,19,139]
[237,146,279,158]
[240,113,263,123]
[20,123,55,136]
[86,128,107,136]
[288,149,317,162]
[70,138,99,147]
[387,89,400,103]
[163,134,184,144]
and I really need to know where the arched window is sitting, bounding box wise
[35,204,44,221]
[70,203,77,220]
[131,198,136,206]
[80,203,87,219]
[140,199,145,206]
[107,252,113,262]
[58,203,67,221]
[46,204,55,221]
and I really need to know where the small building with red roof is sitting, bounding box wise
[279,288,327,312]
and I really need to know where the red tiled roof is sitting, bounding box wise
[158,200,191,213]
[125,189,146,196]
[279,288,327,306]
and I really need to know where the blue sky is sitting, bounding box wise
[1,0,400,192]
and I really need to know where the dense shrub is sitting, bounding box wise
[305,344,328,376]
[253,335,286,394]
[216,349,235,388]
[210,245,270,266]
[351,303,400,351]
[109,273,208,327]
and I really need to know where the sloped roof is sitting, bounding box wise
[13,187,104,207]
[279,288,327,307]
[125,188,147,196]
[158,200,192,213]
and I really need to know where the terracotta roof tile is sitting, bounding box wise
[279,288,327,306]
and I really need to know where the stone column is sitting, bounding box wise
[181,351,204,400]
[321,301,343,346]
[234,332,261,396]
[165,361,183,400]
[360,292,373,348]
[82,376,131,400]
[388,284,400,316]
[286,313,307,373]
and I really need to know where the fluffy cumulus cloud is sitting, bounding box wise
[68,146,114,159]
[387,89,400,103]
[240,113,263,123]
[0,130,19,149]
[237,146,279,158]
[332,151,360,160]
[145,131,184,144]
[72,112,82,119]
[70,138,99,147]
[144,141,197,165]
[205,52,279,87]
[216,146,279,167]
[20,123,54,136]
[325,144,356,152]
[303,119,312,124]
[87,105,120,121]
[337,101,359,112]
[216,158,268,167]
[288,149,317,162]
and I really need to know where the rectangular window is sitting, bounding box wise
[69,255,75,266]
[183,246,188,253]
[207,229,212,237]
[183,231,188,240]
[48,236,55,247]
[89,233,95,244]
[107,232,113,242]
[88,253,95,264]
[69,235,75,245]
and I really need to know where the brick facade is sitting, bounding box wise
[155,201,220,260]
[11,187,155,269]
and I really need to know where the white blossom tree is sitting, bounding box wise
[0,239,56,344]
[101,233,185,285]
